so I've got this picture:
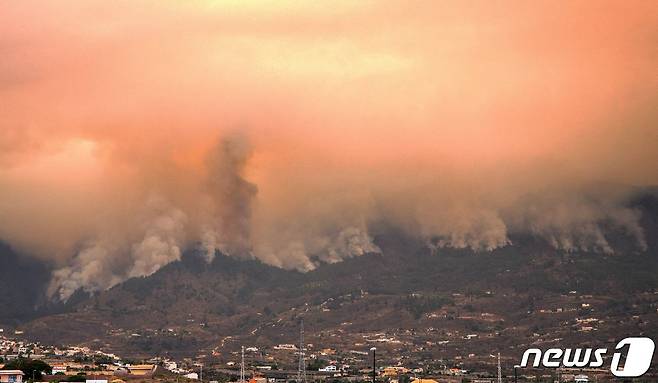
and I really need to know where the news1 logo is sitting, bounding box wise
[520,337,655,377]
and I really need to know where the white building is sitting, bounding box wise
[51,364,67,375]
[274,344,297,350]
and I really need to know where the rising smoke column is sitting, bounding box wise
[202,133,258,260]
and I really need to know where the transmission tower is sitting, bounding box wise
[297,319,307,383]
[497,353,502,383]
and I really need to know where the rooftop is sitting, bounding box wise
[0,370,24,375]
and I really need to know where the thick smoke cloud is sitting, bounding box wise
[47,196,188,300]
[0,1,656,301]
[202,134,258,259]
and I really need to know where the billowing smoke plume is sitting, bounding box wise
[0,0,656,301]
[202,133,258,259]
[47,196,188,301]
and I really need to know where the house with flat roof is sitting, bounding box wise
[126,364,155,376]
[0,370,24,383]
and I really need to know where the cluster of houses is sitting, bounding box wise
[0,334,201,382]
[0,335,117,363]
[0,329,602,383]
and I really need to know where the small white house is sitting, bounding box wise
[274,344,297,350]
[51,365,67,375]
[319,365,337,372]
[0,370,24,383]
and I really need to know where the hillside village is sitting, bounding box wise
[0,324,649,383]
[3,280,658,383]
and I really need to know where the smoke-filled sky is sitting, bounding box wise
[1,1,657,300]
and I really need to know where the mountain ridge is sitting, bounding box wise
[2,190,657,358]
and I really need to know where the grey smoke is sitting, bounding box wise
[48,196,188,301]
[202,133,258,260]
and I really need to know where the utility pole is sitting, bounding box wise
[370,347,377,383]
[241,346,245,383]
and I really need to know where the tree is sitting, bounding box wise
[2,358,52,381]
[58,373,88,382]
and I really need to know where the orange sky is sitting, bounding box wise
[1,1,656,299]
